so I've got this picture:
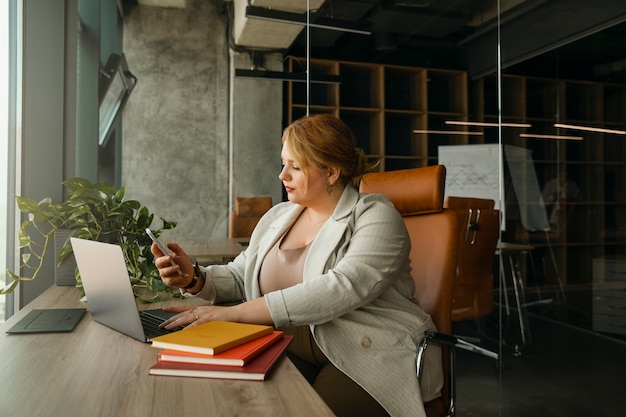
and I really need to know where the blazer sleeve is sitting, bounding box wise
[189,203,295,304]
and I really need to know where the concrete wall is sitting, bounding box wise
[229,50,284,223]
[122,0,283,240]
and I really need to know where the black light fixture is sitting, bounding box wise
[555,123,626,135]
[445,121,532,128]
[520,133,583,141]
[244,6,371,35]
[234,68,341,84]
[413,129,484,136]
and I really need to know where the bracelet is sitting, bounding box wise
[183,274,198,289]
[184,261,203,289]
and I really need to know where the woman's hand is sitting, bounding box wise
[159,298,274,329]
[159,305,240,329]
[151,242,195,289]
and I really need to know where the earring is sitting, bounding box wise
[327,183,334,195]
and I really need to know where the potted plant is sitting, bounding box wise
[2,177,177,302]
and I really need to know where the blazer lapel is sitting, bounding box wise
[304,186,359,279]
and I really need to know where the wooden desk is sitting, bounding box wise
[496,242,534,255]
[0,286,335,417]
[175,237,248,263]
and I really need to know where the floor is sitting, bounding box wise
[453,290,626,417]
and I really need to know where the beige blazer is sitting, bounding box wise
[197,186,442,417]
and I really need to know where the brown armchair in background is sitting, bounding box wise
[228,196,272,238]
[444,196,501,362]
[444,197,500,321]
[360,165,459,417]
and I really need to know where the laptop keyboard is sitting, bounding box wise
[139,311,172,339]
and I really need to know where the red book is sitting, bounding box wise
[157,330,284,366]
[149,335,293,381]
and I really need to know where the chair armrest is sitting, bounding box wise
[424,330,458,347]
[417,330,457,382]
[417,330,457,417]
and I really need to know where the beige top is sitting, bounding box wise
[259,234,311,294]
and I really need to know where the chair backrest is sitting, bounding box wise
[228,196,272,238]
[360,165,458,417]
[444,196,501,322]
[360,165,457,334]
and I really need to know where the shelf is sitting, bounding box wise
[483,74,525,118]
[340,110,383,156]
[285,57,626,290]
[603,84,626,123]
[287,58,338,108]
[285,58,468,171]
[526,77,557,119]
[491,73,626,288]
[339,63,383,109]
[427,69,467,114]
[564,81,602,121]
[384,66,426,111]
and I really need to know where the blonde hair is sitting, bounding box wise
[281,114,375,187]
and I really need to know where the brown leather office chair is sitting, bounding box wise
[444,196,501,362]
[228,196,272,238]
[444,196,500,323]
[360,165,459,417]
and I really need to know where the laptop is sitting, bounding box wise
[70,237,179,342]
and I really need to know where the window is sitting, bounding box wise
[1,0,10,323]
[1,0,19,323]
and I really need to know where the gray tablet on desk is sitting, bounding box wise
[6,308,86,334]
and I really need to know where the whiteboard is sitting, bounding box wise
[503,145,550,232]
[438,144,504,210]
[438,143,550,233]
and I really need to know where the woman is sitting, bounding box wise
[152,114,442,417]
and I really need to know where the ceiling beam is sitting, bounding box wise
[463,0,626,79]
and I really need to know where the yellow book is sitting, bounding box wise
[150,321,274,355]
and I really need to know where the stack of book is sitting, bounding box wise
[148,321,292,381]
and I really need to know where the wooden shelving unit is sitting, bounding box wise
[284,58,626,288]
[474,73,626,288]
[285,57,470,171]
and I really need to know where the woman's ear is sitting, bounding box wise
[327,166,341,185]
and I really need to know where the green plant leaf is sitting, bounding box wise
[18,222,34,247]
[1,272,20,294]
[5,177,177,300]
[16,196,43,213]
[162,219,177,230]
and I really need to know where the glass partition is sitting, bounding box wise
[421,2,625,414]
[285,1,625,414]
[498,3,626,339]
[488,2,626,415]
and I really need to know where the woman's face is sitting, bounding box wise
[279,141,328,206]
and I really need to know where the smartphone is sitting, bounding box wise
[145,228,183,275]
[145,228,172,255]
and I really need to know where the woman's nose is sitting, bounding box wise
[279,166,288,180]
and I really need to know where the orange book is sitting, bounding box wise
[157,330,284,366]
[149,335,293,381]
[150,321,274,355]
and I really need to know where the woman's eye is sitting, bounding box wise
[280,161,300,171]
